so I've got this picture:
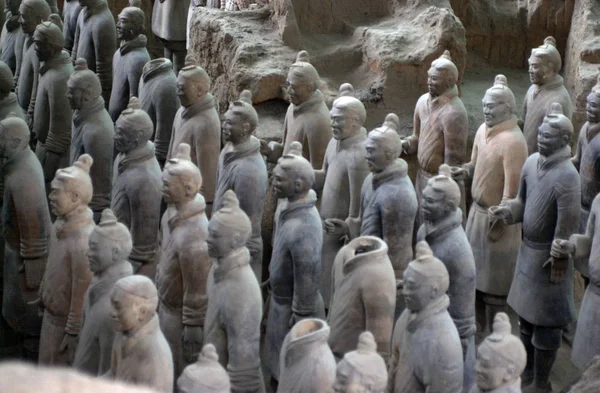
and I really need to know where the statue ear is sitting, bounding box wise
[503,365,516,382]
[9,137,20,150]
[293,178,304,194]
[71,191,81,203]
[184,183,195,197]
[112,247,120,261]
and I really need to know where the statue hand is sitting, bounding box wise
[551,239,575,260]
[324,218,349,238]
[450,166,467,181]
[543,256,568,284]
[400,139,410,155]
[182,325,203,363]
[259,139,269,156]
[23,258,44,290]
[28,297,45,317]
[59,333,78,364]
[488,205,511,224]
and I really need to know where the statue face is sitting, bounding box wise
[475,344,513,391]
[365,136,389,173]
[528,55,553,85]
[402,267,434,312]
[87,231,118,275]
[67,84,84,110]
[272,165,296,200]
[7,0,20,16]
[537,122,567,157]
[18,4,38,35]
[427,67,451,98]
[285,71,313,106]
[177,75,201,107]
[114,123,140,153]
[33,31,55,62]
[330,106,356,141]
[586,93,600,124]
[116,12,136,41]
[206,220,237,259]
[333,361,369,393]
[110,288,141,333]
[161,171,186,205]
[421,184,452,223]
[49,180,80,217]
[482,93,511,128]
[222,109,248,145]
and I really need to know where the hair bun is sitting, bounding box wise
[238,90,253,105]
[288,141,303,157]
[338,83,355,98]
[175,143,192,161]
[494,74,508,87]
[440,49,452,61]
[129,0,142,7]
[356,331,377,354]
[549,102,564,116]
[544,36,557,48]
[383,113,400,131]
[296,50,310,63]
[99,208,118,226]
[127,96,141,111]
[74,154,93,173]
[74,58,89,72]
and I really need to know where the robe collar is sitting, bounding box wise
[221,136,260,167]
[484,115,519,141]
[0,92,18,109]
[407,294,450,333]
[292,90,325,117]
[278,190,317,221]
[116,141,156,174]
[335,128,366,152]
[5,14,20,32]
[427,85,459,111]
[119,34,147,55]
[142,58,173,82]
[181,93,215,120]
[283,320,330,368]
[121,314,160,355]
[584,121,600,143]
[342,236,389,275]
[532,74,565,98]
[537,145,571,174]
[372,159,408,190]
[168,193,206,232]
[40,50,72,75]
[2,147,30,173]
[88,261,133,306]
[213,247,250,283]
[422,209,462,242]
[54,207,94,240]
[73,97,106,128]
[83,0,108,22]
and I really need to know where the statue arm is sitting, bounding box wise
[71,15,81,62]
[313,150,329,192]
[306,116,332,170]
[94,18,116,102]
[347,160,369,219]
[180,241,210,327]
[425,339,464,393]
[26,64,39,130]
[403,103,422,155]
[569,207,594,260]
[385,317,403,393]
[554,173,581,241]
[15,182,49,260]
[442,110,468,166]
[128,185,159,265]
[500,162,528,224]
[46,76,73,154]
[362,281,395,362]
[571,132,583,170]
[290,229,321,317]
[502,139,528,201]
[66,246,93,335]
[154,86,179,163]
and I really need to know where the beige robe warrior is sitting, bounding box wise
[464,116,528,296]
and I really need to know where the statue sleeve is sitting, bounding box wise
[290,229,321,316]
[554,171,581,241]
[46,75,73,154]
[570,207,594,261]
[15,181,49,259]
[571,130,584,171]
[180,241,210,326]
[347,157,369,219]
[502,160,528,224]
[386,317,403,393]
[502,137,528,201]
[403,100,422,155]
[305,114,331,170]
[93,18,115,98]
[442,109,468,166]
[154,85,179,163]
[66,244,93,335]
[424,339,464,393]
[71,15,81,62]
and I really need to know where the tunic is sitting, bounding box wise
[328,236,396,361]
[522,74,573,155]
[214,137,267,277]
[73,260,132,375]
[263,190,324,380]
[71,97,114,217]
[464,117,527,296]
[155,194,211,375]
[387,295,463,393]
[111,142,162,278]
[108,314,174,393]
[277,319,336,393]
[318,130,369,306]
[71,0,116,103]
[204,247,266,393]
[2,148,51,337]
[152,0,191,42]
[505,147,580,327]
[0,16,22,74]
[63,0,83,54]
[138,59,179,166]
[15,36,38,124]
[34,51,74,185]
[39,208,95,365]
[572,121,600,278]
[167,94,221,207]
[109,34,150,122]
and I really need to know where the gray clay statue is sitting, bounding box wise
[177,344,231,393]
[0,60,24,119]
[107,275,174,392]
[68,58,114,222]
[108,4,150,123]
[167,55,220,216]
[112,97,162,279]
[73,209,133,375]
[490,103,580,392]
[152,0,190,74]
[522,37,573,155]
[204,190,266,393]
[139,58,180,168]
[314,90,369,306]
[156,143,211,377]
[71,0,116,105]
[402,50,468,227]
[214,90,267,278]
[387,241,464,393]
[263,142,324,381]
[0,0,23,74]
[38,155,95,366]
[62,0,82,54]
[327,236,396,362]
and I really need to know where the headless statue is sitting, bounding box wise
[68,58,114,221]
[152,0,189,74]
[112,97,162,278]
[177,343,231,393]
[73,208,133,375]
[522,37,573,155]
[490,103,580,392]
[107,275,174,392]
[108,3,149,122]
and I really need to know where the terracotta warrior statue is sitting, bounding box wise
[571,75,600,284]
[0,61,23,119]
[328,236,396,361]
[62,0,82,54]
[16,0,51,126]
[214,90,267,278]
[152,0,190,74]
[112,97,162,278]
[333,331,387,393]
[522,37,573,155]
[418,164,476,392]
[325,113,417,314]
[167,55,220,216]
[139,58,180,168]
[315,91,370,306]
[402,50,468,227]
[388,241,464,393]
[108,3,150,122]
[156,143,211,376]
[204,190,266,393]
[33,20,74,197]
[451,75,527,334]
[71,0,116,105]
[490,103,580,392]
[177,344,231,393]
[471,313,527,393]
[278,318,336,393]
[73,209,133,375]
[263,141,324,381]
[107,275,174,392]
[0,0,23,74]
[38,154,95,366]
[1,115,51,359]
[68,58,114,221]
